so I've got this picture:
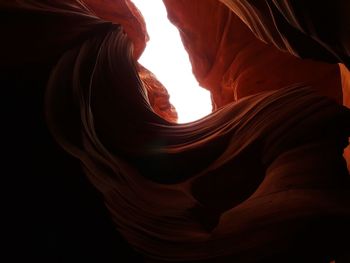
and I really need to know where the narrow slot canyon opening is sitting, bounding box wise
[131,0,212,123]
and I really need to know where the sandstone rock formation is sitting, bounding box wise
[82,0,148,59]
[2,0,350,262]
[163,0,342,108]
[219,0,350,68]
[163,0,350,173]
[137,64,178,122]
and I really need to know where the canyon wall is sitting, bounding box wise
[163,0,350,169]
[2,0,350,262]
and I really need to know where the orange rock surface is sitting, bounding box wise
[163,0,350,171]
[340,64,350,170]
[1,1,350,262]
[163,0,342,109]
[138,64,178,122]
[82,0,148,59]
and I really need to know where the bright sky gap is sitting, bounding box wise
[131,0,212,123]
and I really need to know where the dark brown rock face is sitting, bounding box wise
[2,1,350,262]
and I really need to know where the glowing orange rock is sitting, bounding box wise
[163,0,342,109]
[138,64,178,122]
[82,0,148,59]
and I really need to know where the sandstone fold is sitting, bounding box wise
[2,0,350,262]
[47,23,350,263]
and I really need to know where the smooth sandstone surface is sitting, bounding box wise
[2,0,350,262]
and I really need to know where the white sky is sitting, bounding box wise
[131,0,212,123]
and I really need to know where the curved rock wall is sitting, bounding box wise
[2,0,350,262]
[82,0,148,59]
[138,64,178,122]
[219,0,350,67]
[163,0,349,171]
[163,0,342,109]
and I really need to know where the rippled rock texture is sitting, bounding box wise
[163,0,350,172]
[2,0,350,262]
